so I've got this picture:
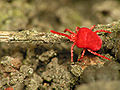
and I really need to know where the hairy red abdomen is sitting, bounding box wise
[76,28,102,51]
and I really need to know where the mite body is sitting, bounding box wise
[51,25,111,62]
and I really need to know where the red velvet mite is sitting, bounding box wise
[50,25,111,62]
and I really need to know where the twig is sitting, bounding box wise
[0,29,69,44]
[0,20,120,44]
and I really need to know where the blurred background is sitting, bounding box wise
[0,0,120,32]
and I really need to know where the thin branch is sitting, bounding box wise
[0,29,69,44]
[0,20,120,44]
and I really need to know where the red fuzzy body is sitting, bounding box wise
[50,25,111,62]
[76,27,102,51]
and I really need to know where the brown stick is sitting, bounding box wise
[0,30,69,44]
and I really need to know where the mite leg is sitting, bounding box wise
[75,27,80,33]
[78,49,86,61]
[87,49,111,61]
[50,30,71,39]
[71,43,76,62]
[95,30,111,33]
[64,29,75,34]
[90,25,96,30]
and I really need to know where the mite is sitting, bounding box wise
[50,25,111,62]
